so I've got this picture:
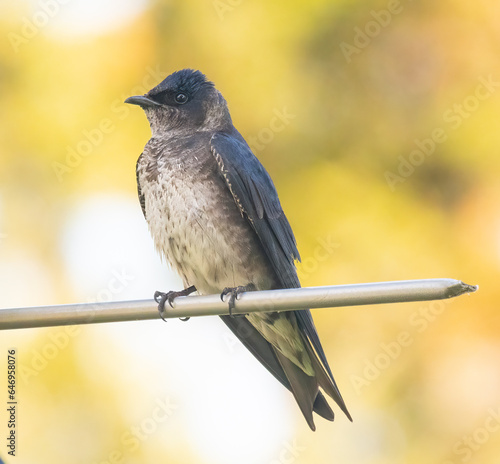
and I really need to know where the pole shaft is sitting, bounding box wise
[0,279,477,330]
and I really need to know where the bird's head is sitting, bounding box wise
[125,69,232,135]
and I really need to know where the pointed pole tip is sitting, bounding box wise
[462,282,478,293]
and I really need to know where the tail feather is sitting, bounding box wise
[302,334,352,422]
[313,392,335,422]
[220,314,349,429]
[274,348,318,430]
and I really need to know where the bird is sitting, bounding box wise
[125,69,351,430]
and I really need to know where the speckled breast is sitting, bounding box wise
[137,139,275,295]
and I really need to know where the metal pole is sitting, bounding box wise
[0,279,477,330]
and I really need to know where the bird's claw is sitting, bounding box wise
[220,284,255,316]
[154,285,197,322]
[154,291,172,322]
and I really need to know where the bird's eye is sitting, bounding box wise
[174,92,188,104]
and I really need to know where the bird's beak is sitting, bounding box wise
[124,95,161,108]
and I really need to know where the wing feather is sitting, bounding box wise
[136,154,146,219]
[210,131,350,420]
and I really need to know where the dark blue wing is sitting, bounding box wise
[210,131,339,386]
[210,131,300,289]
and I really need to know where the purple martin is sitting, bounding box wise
[125,69,351,430]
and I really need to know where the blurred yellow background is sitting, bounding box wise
[1,0,499,462]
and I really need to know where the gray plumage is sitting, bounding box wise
[126,69,351,430]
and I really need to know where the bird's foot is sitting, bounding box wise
[154,285,197,322]
[220,284,256,316]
